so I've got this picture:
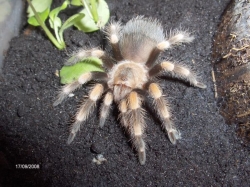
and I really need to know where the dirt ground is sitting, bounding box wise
[0,0,249,186]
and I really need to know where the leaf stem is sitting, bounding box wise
[26,0,64,49]
[81,0,92,17]
[82,0,98,23]
[90,0,98,23]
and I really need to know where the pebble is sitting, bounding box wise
[35,72,47,82]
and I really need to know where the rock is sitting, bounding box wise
[212,0,250,142]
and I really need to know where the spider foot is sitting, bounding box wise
[168,129,181,145]
[195,82,207,89]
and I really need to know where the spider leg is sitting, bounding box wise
[99,91,113,127]
[53,72,108,106]
[67,83,105,144]
[148,61,207,89]
[65,48,114,69]
[118,99,129,128]
[127,91,146,165]
[146,30,194,68]
[106,21,123,61]
[148,83,181,144]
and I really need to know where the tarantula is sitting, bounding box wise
[54,16,206,165]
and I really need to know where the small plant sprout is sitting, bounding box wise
[27,0,110,49]
[48,1,85,48]
[27,0,84,49]
[74,0,110,32]
[27,0,109,84]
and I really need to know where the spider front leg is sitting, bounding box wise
[99,91,113,127]
[127,91,146,165]
[67,83,105,144]
[148,83,180,144]
[53,72,108,106]
[118,99,129,129]
[146,30,194,68]
[65,48,114,69]
[148,61,207,89]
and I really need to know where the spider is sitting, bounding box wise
[54,16,206,165]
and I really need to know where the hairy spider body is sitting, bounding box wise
[108,61,148,101]
[54,16,206,165]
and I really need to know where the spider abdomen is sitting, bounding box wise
[119,17,165,63]
[119,34,159,63]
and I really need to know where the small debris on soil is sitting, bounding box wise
[92,154,107,165]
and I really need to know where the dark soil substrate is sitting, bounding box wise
[0,0,249,186]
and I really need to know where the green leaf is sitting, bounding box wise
[60,13,85,33]
[70,0,82,6]
[27,0,52,17]
[49,0,69,29]
[27,0,52,26]
[49,17,62,30]
[60,58,104,84]
[58,13,85,46]
[74,0,110,32]
[28,8,50,26]
[48,0,69,45]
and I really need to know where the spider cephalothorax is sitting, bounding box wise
[54,16,206,165]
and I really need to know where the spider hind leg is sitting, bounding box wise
[146,30,194,68]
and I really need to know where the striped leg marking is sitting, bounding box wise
[106,21,123,61]
[118,99,129,129]
[149,61,207,89]
[67,83,104,144]
[53,72,108,106]
[127,91,146,165]
[99,92,113,127]
[65,48,114,69]
[148,83,181,144]
[146,30,194,68]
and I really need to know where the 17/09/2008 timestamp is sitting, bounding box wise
[16,164,40,169]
